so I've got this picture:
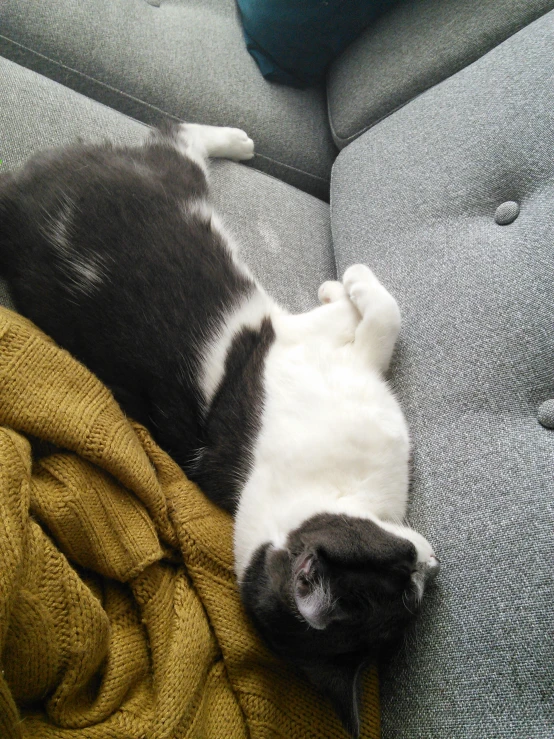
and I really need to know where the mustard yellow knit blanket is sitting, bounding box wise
[0,307,380,739]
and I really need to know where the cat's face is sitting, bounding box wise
[240,513,438,737]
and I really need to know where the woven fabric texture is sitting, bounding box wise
[0,0,337,199]
[327,0,554,148]
[0,306,381,738]
[331,11,554,738]
[0,57,334,315]
[209,160,334,313]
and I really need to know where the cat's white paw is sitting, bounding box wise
[342,264,379,313]
[343,264,400,329]
[318,280,346,304]
[177,123,254,162]
[219,127,255,161]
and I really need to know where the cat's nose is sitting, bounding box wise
[426,554,440,579]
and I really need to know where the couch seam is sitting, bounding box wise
[252,152,329,186]
[0,33,164,129]
[328,180,339,281]
[0,33,330,191]
[237,158,330,199]
[325,5,554,149]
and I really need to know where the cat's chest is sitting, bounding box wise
[259,342,409,473]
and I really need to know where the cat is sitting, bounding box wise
[0,122,439,737]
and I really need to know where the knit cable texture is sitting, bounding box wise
[0,307,380,739]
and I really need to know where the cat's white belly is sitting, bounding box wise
[233,337,411,579]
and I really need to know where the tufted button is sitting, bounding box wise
[495,201,520,225]
[538,400,554,429]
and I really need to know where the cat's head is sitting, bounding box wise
[240,513,438,737]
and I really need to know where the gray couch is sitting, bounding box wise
[1,1,553,737]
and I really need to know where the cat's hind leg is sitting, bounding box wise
[342,264,401,374]
[279,282,360,347]
[175,123,254,172]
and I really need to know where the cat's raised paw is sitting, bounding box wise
[343,264,377,290]
[343,264,401,337]
[342,264,379,311]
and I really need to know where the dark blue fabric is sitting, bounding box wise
[237,0,397,87]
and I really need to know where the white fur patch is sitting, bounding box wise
[63,254,106,296]
[199,289,274,409]
[183,199,253,280]
[41,194,106,296]
[41,193,73,253]
[176,123,254,173]
[69,258,103,288]
[184,199,214,224]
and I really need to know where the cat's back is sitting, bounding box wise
[1,140,257,380]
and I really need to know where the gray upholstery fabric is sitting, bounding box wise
[0,57,333,314]
[327,0,554,148]
[0,62,147,167]
[0,0,337,199]
[209,162,333,312]
[332,11,554,739]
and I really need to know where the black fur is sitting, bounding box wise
[193,318,275,511]
[241,514,420,737]
[0,128,269,510]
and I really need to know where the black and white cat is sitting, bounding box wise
[0,123,438,737]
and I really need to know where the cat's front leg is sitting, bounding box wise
[176,123,254,172]
[342,264,401,373]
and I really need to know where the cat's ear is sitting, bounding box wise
[302,658,366,738]
[293,554,336,630]
[293,581,334,630]
[292,550,353,631]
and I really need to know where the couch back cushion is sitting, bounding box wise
[0,0,337,199]
[331,10,554,738]
[327,0,554,148]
